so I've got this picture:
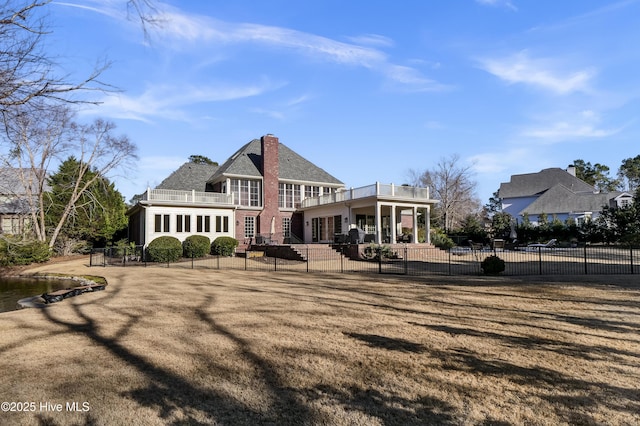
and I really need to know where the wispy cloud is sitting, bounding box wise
[475,0,517,11]
[345,34,395,47]
[478,51,595,94]
[520,110,623,142]
[80,79,283,122]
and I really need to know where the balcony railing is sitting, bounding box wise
[301,183,431,208]
[142,188,234,205]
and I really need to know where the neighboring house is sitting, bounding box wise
[499,166,633,225]
[0,168,48,235]
[128,135,437,248]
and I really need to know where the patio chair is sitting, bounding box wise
[526,239,557,250]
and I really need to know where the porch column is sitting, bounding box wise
[426,206,431,244]
[413,206,418,243]
[390,204,397,244]
[375,202,382,244]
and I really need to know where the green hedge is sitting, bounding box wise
[183,235,210,258]
[430,229,455,250]
[147,236,182,263]
[0,238,51,266]
[211,236,238,256]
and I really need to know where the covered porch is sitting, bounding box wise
[300,182,438,245]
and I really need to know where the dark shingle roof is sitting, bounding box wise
[499,168,594,199]
[208,139,343,185]
[520,184,624,215]
[155,162,219,191]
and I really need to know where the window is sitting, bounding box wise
[184,215,191,232]
[230,179,262,207]
[154,214,170,232]
[196,215,211,232]
[176,215,183,232]
[279,183,301,208]
[282,217,291,238]
[215,216,230,233]
[1,216,22,234]
[304,185,320,199]
[245,216,255,238]
[323,187,334,195]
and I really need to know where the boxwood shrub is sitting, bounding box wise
[211,236,238,256]
[183,235,210,258]
[147,236,183,263]
[481,255,506,275]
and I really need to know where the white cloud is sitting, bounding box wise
[475,0,517,11]
[478,51,595,94]
[79,79,284,122]
[521,121,619,140]
[469,148,531,174]
[345,34,395,47]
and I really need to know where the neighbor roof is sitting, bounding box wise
[499,168,594,199]
[520,184,625,215]
[155,162,219,191]
[208,139,343,185]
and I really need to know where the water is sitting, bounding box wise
[0,277,76,313]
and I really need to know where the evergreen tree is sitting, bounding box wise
[45,157,128,248]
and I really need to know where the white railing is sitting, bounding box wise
[142,188,234,205]
[300,183,431,208]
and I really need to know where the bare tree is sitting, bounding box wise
[0,0,111,114]
[1,104,136,248]
[411,154,481,232]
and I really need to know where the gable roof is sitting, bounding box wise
[0,167,49,195]
[520,184,625,215]
[208,139,343,185]
[499,168,594,199]
[156,162,218,191]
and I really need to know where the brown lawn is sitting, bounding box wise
[1,257,639,425]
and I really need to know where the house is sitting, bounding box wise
[499,166,633,225]
[0,168,48,235]
[128,134,437,248]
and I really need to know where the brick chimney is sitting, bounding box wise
[259,134,279,235]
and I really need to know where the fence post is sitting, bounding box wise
[217,254,220,270]
[630,246,634,274]
[341,250,344,273]
[307,247,309,273]
[274,253,277,272]
[378,248,382,274]
[103,249,106,267]
[584,245,588,275]
[245,252,248,270]
[538,247,542,275]
[448,249,451,276]
[404,246,408,275]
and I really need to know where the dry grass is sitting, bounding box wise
[1,257,639,425]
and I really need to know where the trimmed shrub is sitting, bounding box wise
[147,236,182,263]
[430,229,455,250]
[481,255,506,275]
[183,235,210,258]
[0,238,51,266]
[211,236,238,256]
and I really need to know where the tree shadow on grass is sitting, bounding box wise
[344,332,425,353]
[37,293,316,425]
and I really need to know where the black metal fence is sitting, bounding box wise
[90,245,639,276]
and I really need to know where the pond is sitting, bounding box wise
[0,277,76,313]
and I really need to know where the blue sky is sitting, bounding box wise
[49,0,640,204]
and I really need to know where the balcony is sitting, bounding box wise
[300,183,431,208]
[141,188,234,206]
